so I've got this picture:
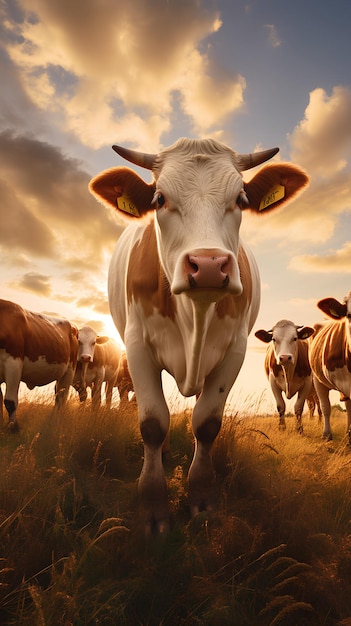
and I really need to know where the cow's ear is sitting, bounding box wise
[317,297,347,319]
[89,167,156,219]
[297,326,315,340]
[96,335,110,344]
[255,329,273,343]
[243,163,309,214]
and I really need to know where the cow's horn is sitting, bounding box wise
[237,147,279,171]
[112,145,156,170]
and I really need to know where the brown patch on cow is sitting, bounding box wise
[194,416,221,444]
[295,341,311,378]
[323,322,351,372]
[140,416,167,447]
[215,245,252,319]
[127,222,177,320]
[0,299,77,364]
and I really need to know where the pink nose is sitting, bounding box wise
[279,354,293,365]
[186,254,230,289]
[80,354,92,363]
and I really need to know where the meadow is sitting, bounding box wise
[1,393,351,625]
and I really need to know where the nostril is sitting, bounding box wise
[189,258,198,273]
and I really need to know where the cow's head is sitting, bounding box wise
[317,293,351,338]
[90,138,309,303]
[78,325,109,363]
[255,319,314,366]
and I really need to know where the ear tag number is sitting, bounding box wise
[259,184,285,211]
[117,195,140,217]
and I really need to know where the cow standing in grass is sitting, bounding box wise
[73,325,123,411]
[255,319,316,432]
[0,298,78,430]
[309,293,351,440]
[113,351,135,408]
[89,137,309,533]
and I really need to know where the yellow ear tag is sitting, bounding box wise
[259,184,285,211]
[117,195,140,217]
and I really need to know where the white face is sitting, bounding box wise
[153,152,245,302]
[271,323,299,366]
[78,326,97,362]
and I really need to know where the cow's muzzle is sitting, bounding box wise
[186,254,230,290]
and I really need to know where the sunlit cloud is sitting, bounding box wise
[289,241,351,273]
[16,272,52,296]
[2,0,244,148]
[289,86,351,177]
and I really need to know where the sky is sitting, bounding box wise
[1,0,351,415]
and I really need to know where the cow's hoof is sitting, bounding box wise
[144,517,170,537]
[8,420,19,433]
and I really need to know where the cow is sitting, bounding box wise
[112,351,135,408]
[89,137,309,533]
[255,320,316,432]
[73,325,123,410]
[306,388,323,423]
[0,298,78,430]
[309,292,351,440]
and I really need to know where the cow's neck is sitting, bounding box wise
[281,363,296,397]
[179,299,215,396]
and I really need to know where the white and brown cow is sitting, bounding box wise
[255,320,316,432]
[0,298,78,430]
[89,137,309,533]
[113,351,135,408]
[73,325,122,410]
[309,292,351,440]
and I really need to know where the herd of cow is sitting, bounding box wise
[0,298,134,429]
[1,136,351,533]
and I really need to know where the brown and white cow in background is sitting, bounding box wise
[113,351,135,408]
[255,320,317,432]
[89,137,309,533]
[0,298,78,430]
[73,325,123,411]
[309,292,351,440]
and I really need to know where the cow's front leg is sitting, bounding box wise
[314,379,332,439]
[127,342,170,534]
[188,359,236,517]
[294,395,306,434]
[139,407,170,534]
[91,379,103,412]
[344,398,351,443]
[0,388,4,425]
[3,360,21,431]
[55,366,75,410]
[188,409,222,517]
[270,377,286,429]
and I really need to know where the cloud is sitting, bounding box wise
[289,86,351,177]
[242,86,351,251]
[0,130,120,262]
[16,272,52,296]
[0,130,123,310]
[264,24,282,48]
[289,241,351,273]
[1,0,245,146]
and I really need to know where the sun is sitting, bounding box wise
[101,314,125,349]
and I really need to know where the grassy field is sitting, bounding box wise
[1,395,351,625]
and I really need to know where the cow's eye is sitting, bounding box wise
[156,193,166,208]
[237,190,249,208]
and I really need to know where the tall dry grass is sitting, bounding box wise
[0,395,351,625]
